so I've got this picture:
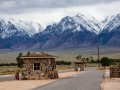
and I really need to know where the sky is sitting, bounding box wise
[0,0,120,27]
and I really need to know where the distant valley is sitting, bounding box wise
[0,46,120,63]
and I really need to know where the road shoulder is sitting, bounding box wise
[101,70,120,90]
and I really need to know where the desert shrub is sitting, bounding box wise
[56,60,71,65]
[0,63,17,66]
[100,57,110,68]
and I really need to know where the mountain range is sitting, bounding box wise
[0,13,120,50]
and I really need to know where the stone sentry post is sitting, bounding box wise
[75,64,78,71]
[74,60,84,71]
[15,70,19,80]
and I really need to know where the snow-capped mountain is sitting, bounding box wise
[38,13,101,49]
[103,14,120,32]
[72,13,102,34]
[43,13,102,35]
[101,15,115,29]
[0,13,120,49]
[0,18,44,38]
[96,14,120,45]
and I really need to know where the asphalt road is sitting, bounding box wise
[0,75,14,82]
[33,67,104,90]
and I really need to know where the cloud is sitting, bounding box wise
[0,0,120,27]
[0,0,119,14]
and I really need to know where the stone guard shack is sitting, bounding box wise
[74,60,84,71]
[20,52,58,80]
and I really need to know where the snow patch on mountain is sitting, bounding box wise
[101,15,115,29]
[103,14,120,32]
[0,18,44,38]
[44,13,103,35]
[72,13,102,34]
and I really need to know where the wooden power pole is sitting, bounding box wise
[98,45,100,68]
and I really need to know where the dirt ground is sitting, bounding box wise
[101,78,120,90]
[101,70,120,90]
[0,71,84,90]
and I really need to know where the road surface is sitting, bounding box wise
[0,75,14,82]
[33,67,104,90]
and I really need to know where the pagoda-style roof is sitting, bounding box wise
[20,52,58,58]
[74,59,84,64]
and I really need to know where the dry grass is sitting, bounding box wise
[97,66,110,70]
[56,65,74,70]
[0,66,20,75]
[86,63,100,67]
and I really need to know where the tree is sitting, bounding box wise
[82,58,85,62]
[16,53,23,68]
[27,51,30,55]
[90,56,93,61]
[86,58,89,63]
[101,57,110,69]
[91,60,96,63]
[76,55,82,60]
[82,58,86,67]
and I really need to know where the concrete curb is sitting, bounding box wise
[104,70,110,79]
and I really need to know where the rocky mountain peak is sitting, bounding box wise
[0,18,44,38]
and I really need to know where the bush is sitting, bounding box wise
[100,57,110,68]
[56,60,71,65]
[0,63,17,66]
[91,60,97,63]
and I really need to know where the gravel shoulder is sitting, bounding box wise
[101,70,120,90]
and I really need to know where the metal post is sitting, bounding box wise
[98,45,100,68]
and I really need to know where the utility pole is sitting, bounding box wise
[98,45,100,68]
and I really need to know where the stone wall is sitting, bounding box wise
[21,58,58,80]
[110,63,120,78]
